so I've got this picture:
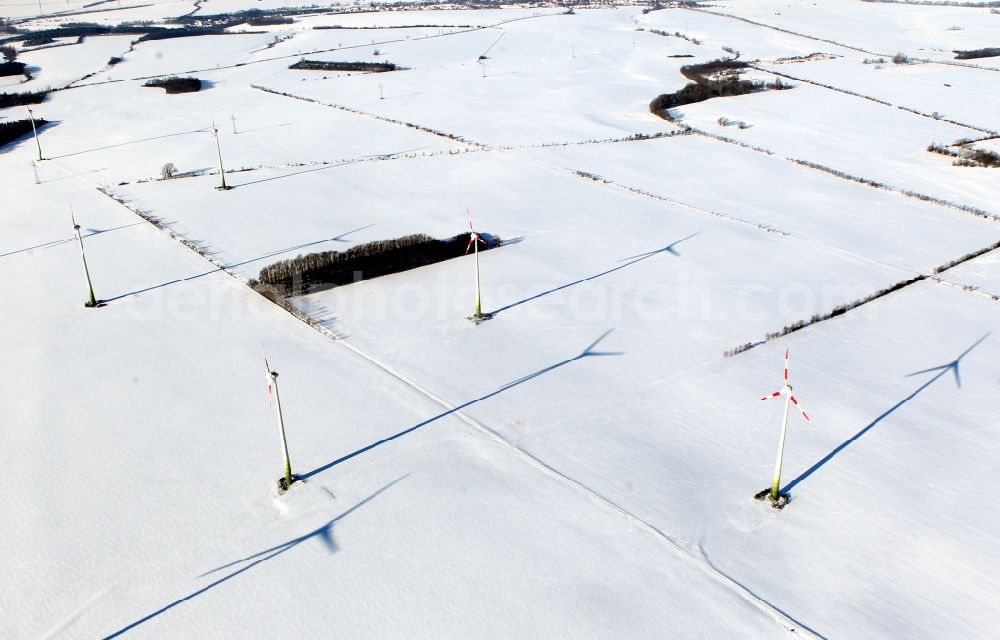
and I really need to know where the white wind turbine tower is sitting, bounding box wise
[212,119,229,190]
[71,206,99,308]
[262,346,294,490]
[465,209,487,321]
[757,349,810,507]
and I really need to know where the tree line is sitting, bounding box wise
[650,58,788,117]
[249,232,499,299]
[290,59,399,73]
[0,117,46,148]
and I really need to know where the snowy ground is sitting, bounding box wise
[4,2,1000,638]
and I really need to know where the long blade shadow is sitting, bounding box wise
[47,128,209,160]
[488,233,699,316]
[224,224,375,270]
[232,158,364,188]
[301,330,620,481]
[362,145,430,159]
[0,222,143,260]
[99,477,405,640]
[782,334,989,495]
[104,225,372,303]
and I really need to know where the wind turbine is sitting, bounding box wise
[27,107,42,161]
[71,207,99,308]
[262,346,294,490]
[757,349,810,507]
[466,209,488,321]
[212,120,229,190]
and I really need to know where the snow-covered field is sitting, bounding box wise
[4,1,1000,638]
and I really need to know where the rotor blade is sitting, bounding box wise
[476,234,487,245]
[761,391,783,400]
[790,395,810,421]
[466,208,475,233]
[784,348,790,383]
[70,204,77,228]
[465,236,474,255]
[259,342,272,375]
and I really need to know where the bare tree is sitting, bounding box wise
[160,162,177,180]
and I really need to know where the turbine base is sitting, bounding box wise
[276,475,299,494]
[467,312,493,325]
[754,488,790,510]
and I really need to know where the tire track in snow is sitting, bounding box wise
[329,335,828,640]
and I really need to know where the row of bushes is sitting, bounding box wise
[143,76,201,93]
[724,239,1000,357]
[759,65,997,135]
[250,233,499,299]
[640,28,702,45]
[789,157,996,219]
[928,142,1000,167]
[289,59,398,73]
[723,276,924,357]
[252,83,488,149]
[0,117,45,148]
[696,4,1000,72]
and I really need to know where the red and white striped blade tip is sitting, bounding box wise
[465,236,475,254]
[790,395,810,421]
[760,390,782,400]
[784,349,789,381]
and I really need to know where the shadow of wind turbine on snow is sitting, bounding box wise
[782,333,990,496]
[99,477,406,639]
[488,232,699,316]
[301,329,621,480]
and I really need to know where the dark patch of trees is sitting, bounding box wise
[0,117,46,148]
[0,45,16,61]
[290,59,399,73]
[0,89,46,108]
[23,36,56,46]
[108,56,122,65]
[650,58,789,116]
[246,16,294,26]
[143,76,201,93]
[134,27,229,42]
[0,23,234,48]
[0,61,25,76]
[249,233,500,299]
[954,48,1000,60]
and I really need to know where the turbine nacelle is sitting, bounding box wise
[760,349,809,421]
[465,208,486,255]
